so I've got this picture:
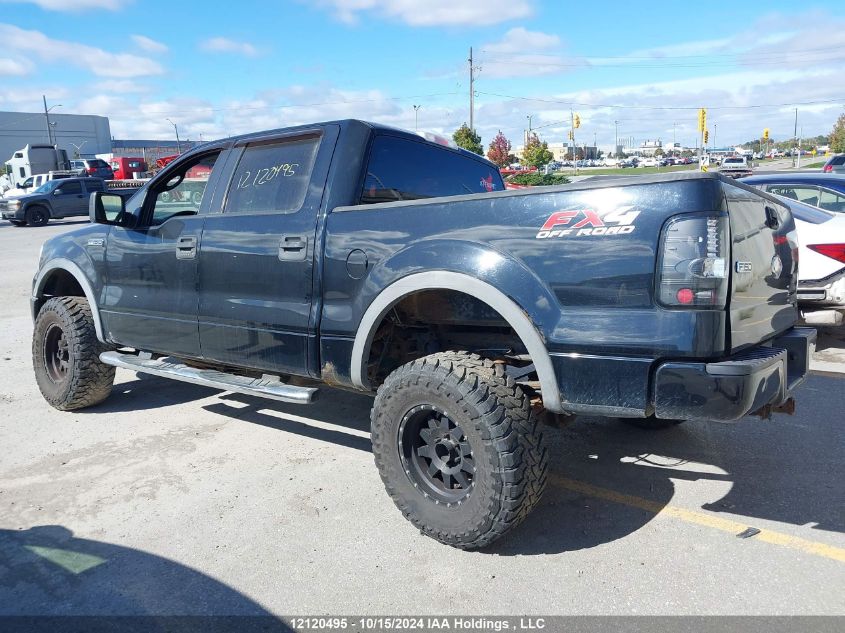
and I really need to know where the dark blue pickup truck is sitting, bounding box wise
[30,120,814,548]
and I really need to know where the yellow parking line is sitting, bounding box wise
[550,475,845,563]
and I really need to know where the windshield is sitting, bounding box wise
[32,180,62,195]
[724,158,744,164]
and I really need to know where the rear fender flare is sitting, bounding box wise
[349,270,562,413]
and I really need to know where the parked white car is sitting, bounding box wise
[776,195,845,326]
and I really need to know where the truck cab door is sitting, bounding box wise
[50,180,85,217]
[101,149,229,357]
[197,125,338,376]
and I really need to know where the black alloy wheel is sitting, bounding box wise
[399,404,475,505]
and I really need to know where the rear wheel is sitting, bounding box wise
[25,205,50,227]
[371,351,548,549]
[33,297,115,410]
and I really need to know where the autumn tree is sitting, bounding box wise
[453,123,483,155]
[486,130,512,166]
[522,133,553,168]
[830,112,845,153]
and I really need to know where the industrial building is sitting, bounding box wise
[0,110,111,162]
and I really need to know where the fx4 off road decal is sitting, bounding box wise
[536,207,641,239]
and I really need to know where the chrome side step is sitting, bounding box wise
[99,351,318,404]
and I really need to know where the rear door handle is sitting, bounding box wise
[176,236,197,260]
[279,235,308,261]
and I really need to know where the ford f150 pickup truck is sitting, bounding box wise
[30,119,815,549]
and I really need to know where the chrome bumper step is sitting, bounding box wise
[99,351,318,404]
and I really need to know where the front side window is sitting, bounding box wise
[147,151,221,225]
[225,136,320,215]
[56,181,82,195]
[361,135,503,204]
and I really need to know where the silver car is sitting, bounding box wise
[823,154,845,174]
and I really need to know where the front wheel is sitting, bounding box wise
[33,297,115,410]
[371,351,548,549]
[25,205,50,227]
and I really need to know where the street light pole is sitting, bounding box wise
[413,105,421,132]
[614,120,619,157]
[43,96,62,146]
[166,118,182,154]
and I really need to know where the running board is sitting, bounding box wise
[99,351,318,404]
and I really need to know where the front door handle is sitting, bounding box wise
[176,236,197,260]
[279,235,308,261]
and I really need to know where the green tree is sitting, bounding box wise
[522,133,553,168]
[453,123,483,155]
[654,148,665,157]
[486,130,512,167]
[830,112,845,153]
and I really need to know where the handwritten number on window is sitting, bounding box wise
[236,163,299,190]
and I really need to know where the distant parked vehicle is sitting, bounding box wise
[719,156,753,178]
[774,195,845,326]
[70,158,114,180]
[0,177,106,226]
[110,157,148,180]
[2,170,77,197]
[740,174,845,213]
[823,154,845,174]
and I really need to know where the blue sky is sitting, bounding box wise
[1,0,843,150]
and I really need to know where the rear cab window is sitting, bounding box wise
[360,135,503,204]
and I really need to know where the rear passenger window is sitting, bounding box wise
[767,186,820,206]
[361,135,502,204]
[225,136,320,214]
[830,156,845,166]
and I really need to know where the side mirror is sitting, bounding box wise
[90,191,127,226]
[53,189,63,196]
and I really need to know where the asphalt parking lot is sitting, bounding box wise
[1,219,843,617]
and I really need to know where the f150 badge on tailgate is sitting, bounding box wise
[536,207,640,239]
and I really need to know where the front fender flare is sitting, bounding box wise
[32,258,106,344]
[349,271,563,413]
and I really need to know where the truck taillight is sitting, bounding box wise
[808,244,845,264]
[657,214,729,308]
[823,165,833,173]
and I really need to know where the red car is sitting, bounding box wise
[110,157,147,180]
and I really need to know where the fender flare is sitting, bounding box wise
[350,271,562,413]
[32,258,106,344]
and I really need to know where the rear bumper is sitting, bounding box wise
[652,328,816,422]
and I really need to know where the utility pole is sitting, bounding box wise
[468,47,480,133]
[413,105,421,132]
[525,114,532,147]
[167,118,182,153]
[793,108,799,167]
[571,110,577,175]
[714,122,717,152]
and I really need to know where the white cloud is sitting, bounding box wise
[312,0,533,26]
[0,57,32,76]
[131,34,168,54]
[484,27,559,53]
[199,37,259,57]
[0,24,163,77]
[479,27,581,78]
[0,0,121,10]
